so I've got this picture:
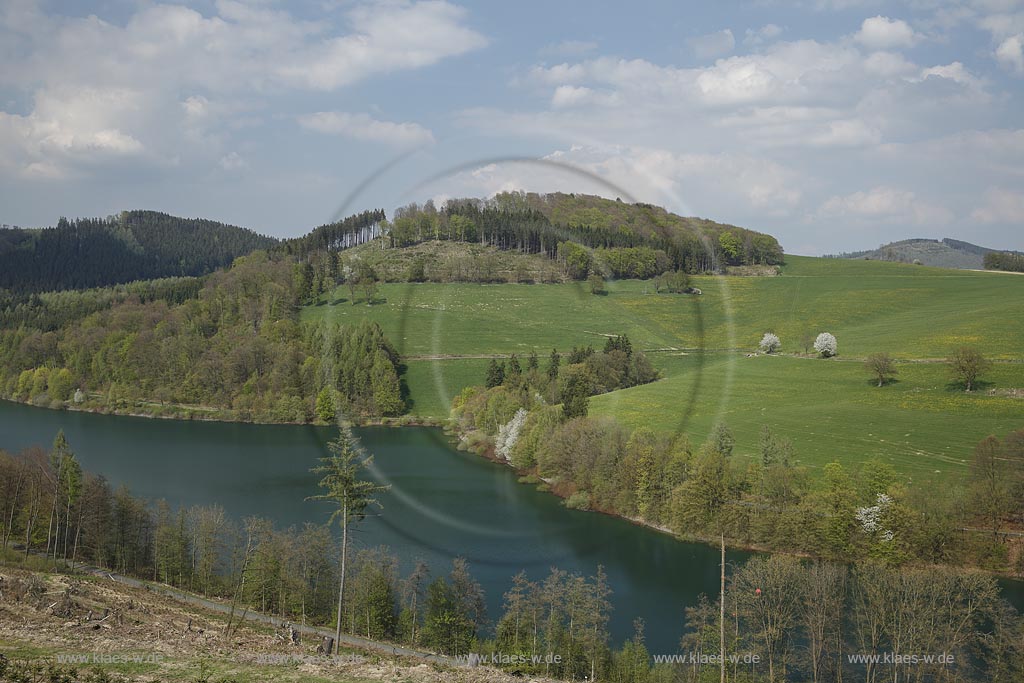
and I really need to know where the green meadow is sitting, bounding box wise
[592,353,1024,481]
[302,255,1024,480]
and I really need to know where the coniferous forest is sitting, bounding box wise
[0,211,278,293]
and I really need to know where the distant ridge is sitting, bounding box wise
[0,210,278,293]
[826,237,1024,270]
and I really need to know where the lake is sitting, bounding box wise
[0,399,756,654]
[2,400,1022,655]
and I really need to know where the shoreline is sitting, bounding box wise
[0,395,445,428]
[446,427,1024,584]
[3,395,1022,585]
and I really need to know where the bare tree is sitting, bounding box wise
[799,562,847,683]
[864,352,898,387]
[948,347,990,391]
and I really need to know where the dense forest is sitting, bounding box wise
[0,211,278,293]
[387,192,784,277]
[278,209,386,257]
[2,433,1021,682]
[984,251,1024,272]
[0,251,404,423]
[0,194,777,302]
[452,366,1024,577]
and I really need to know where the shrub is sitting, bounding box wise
[565,491,591,510]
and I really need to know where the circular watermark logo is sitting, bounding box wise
[316,150,737,565]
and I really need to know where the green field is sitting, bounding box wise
[302,255,1024,480]
[592,353,1024,481]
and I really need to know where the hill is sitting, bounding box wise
[0,210,278,293]
[304,255,1024,481]
[828,237,1023,269]
[389,192,784,274]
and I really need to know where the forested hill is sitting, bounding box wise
[827,237,1024,269]
[390,192,784,273]
[0,210,278,293]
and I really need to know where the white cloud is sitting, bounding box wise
[977,10,1024,41]
[971,187,1024,222]
[693,40,861,106]
[0,0,481,178]
[688,29,736,60]
[855,16,920,50]
[0,86,151,179]
[995,33,1024,73]
[550,85,621,108]
[298,111,435,146]
[819,186,953,225]
[863,51,918,77]
[744,24,784,47]
[276,1,487,90]
[919,61,983,87]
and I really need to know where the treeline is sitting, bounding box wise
[0,432,610,670]
[386,192,783,279]
[678,555,1023,683]
[454,378,1024,575]
[279,210,385,258]
[3,434,1020,681]
[0,211,277,293]
[984,251,1024,272]
[0,252,405,422]
[0,276,203,331]
[309,320,404,418]
[471,335,658,433]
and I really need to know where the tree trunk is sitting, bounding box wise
[71,501,85,571]
[3,472,24,549]
[334,499,348,654]
[720,534,726,683]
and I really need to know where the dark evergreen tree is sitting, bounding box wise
[485,359,505,388]
[547,349,561,381]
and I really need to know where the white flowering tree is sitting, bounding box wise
[495,408,528,462]
[814,332,837,358]
[759,332,781,354]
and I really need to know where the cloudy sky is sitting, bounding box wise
[1,0,1022,255]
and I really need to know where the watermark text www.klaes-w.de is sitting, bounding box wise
[847,652,955,665]
[653,652,761,665]
[254,653,367,665]
[55,653,165,665]
[455,652,563,666]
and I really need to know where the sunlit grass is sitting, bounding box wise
[302,255,1024,480]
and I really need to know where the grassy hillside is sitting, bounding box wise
[305,255,1024,358]
[302,255,1024,480]
[341,238,568,283]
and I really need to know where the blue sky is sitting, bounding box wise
[1,0,1022,254]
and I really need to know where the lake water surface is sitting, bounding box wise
[1,399,1021,655]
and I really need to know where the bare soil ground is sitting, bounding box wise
[0,566,553,683]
